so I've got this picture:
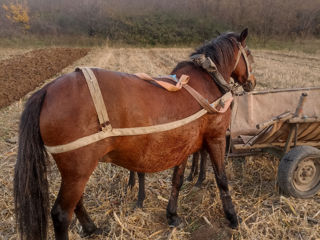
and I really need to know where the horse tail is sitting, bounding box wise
[14,87,49,240]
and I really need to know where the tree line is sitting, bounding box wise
[1,0,319,45]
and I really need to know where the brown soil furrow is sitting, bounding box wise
[0,48,89,108]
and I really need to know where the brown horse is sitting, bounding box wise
[14,28,255,240]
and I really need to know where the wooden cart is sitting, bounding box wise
[229,87,320,198]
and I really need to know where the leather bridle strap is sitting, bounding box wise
[233,47,242,71]
[233,42,252,78]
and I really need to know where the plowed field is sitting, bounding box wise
[0,48,89,108]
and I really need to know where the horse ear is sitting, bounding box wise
[239,28,248,43]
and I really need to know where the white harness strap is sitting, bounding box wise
[78,67,111,131]
[46,107,207,154]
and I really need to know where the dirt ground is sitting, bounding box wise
[0,45,319,240]
[0,48,89,108]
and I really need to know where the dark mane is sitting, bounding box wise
[171,61,195,74]
[191,32,240,71]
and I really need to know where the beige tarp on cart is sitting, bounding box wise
[231,87,320,146]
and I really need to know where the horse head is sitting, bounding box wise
[191,28,256,93]
[231,28,256,92]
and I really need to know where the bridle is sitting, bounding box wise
[232,41,253,82]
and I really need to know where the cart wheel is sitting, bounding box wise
[278,146,320,198]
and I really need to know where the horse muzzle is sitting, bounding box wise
[242,74,256,92]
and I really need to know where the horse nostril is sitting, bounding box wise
[243,77,256,92]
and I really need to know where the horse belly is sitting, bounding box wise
[108,130,202,173]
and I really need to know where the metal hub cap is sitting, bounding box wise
[293,157,320,192]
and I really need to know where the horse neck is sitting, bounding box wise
[216,63,233,84]
[173,62,225,99]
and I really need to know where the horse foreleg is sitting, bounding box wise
[128,171,136,189]
[166,159,187,227]
[195,149,208,187]
[206,137,239,228]
[74,195,99,236]
[136,173,146,208]
[187,151,200,181]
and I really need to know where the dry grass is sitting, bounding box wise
[0,44,320,240]
[0,48,34,61]
[254,49,320,89]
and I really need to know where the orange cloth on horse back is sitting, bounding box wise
[134,73,189,91]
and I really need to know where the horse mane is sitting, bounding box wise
[172,32,240,74]
[171,61,196,74]
[191,32,240,71]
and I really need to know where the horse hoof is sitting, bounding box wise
[135,201,144,209]
[187,175,193,182]
[194,181,203,188]
[83,227,102,237]
[229,221,238,229]
[168,214,182,227]
[229,216,241,229]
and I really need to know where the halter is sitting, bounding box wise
[191,40,253,94]
[233,42,252,80]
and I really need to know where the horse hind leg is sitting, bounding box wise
[51,155,99,239]
[195,149,208,187]
[74,195,100,236]
[127,171,136,189]
[127,172,146,208]
[51,180,86,240]
[136,173,146,208]
[166,159,188,227]
[206,137,239,229]
[187,151,200,181]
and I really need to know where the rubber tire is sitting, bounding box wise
[278,146,320,198]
